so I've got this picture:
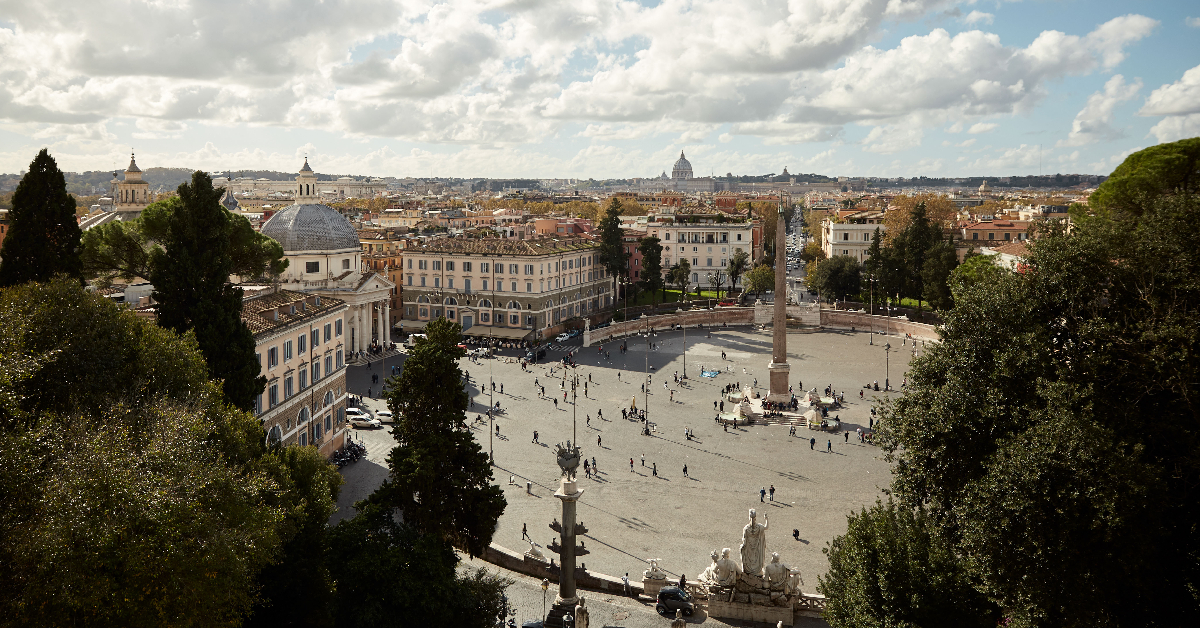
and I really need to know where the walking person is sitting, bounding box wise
[597,435,602,448]
[641,454,645,467]
[522,523,530,542]
[827,439,832,452]
[845,431,849,443]
[652,462,657,477]
[630,458,634,472]
[760,487,766,502]
[683,464,688,478]
[622,573,631,596]
[769,485,775,501]
[532,430,539,444]
[810,437,816,450]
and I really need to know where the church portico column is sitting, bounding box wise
[383,302,391,343]
[355,304,364,354]
[377,301,385,344]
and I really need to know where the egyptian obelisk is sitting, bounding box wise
[767,200,791,402]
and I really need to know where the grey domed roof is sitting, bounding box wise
[673,151,692,171]
[261,203,359,253]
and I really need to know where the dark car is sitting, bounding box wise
[656,586,695,617]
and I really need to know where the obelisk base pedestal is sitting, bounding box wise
[766,361,791,403]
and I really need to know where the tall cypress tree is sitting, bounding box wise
[637,235,664,306]
[595,198,628,308]
[0,149,83,287]
[150,171,264,410]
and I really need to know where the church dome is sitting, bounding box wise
[671,151,693,179]
[261,203,359,253]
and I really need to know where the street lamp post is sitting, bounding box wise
[884,342,891,391]
[541,578,550,625]
[644,327,654,425]
[571,373,578,446]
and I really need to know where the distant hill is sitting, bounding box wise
[0,167,371,195]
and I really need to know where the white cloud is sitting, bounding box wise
[957,138,977,147]
[945,121,964,133]
[862,125,924,154]
[962,11,994,26]
[1059,74,1141,146]
[1139,64,1200,142]
[968,122,998,134]
[0,2,1166,174]
[1186,17,1200,28]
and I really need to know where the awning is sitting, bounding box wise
[462,326,532,340]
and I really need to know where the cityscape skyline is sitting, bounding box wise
[0,1,1196,179]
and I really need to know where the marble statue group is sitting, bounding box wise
[696,508,802,607]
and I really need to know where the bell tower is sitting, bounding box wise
[114,152,151,221]
[295,158,319,204]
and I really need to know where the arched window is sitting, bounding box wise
[480,299,492,308]
[323,391,334,408]
[417,296,430,304]
[508,301,519,309]
[266,425,283,448]
[298,407,310,425]
[445,297,458,305]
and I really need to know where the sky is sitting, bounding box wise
[0,0,1197,179]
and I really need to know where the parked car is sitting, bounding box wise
[349,415,381,429]
[655,586,695,617]
[375,410,394,423]
[555,333,570,342]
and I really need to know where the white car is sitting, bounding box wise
[375,410,394,423]
[556,333,570,342]
[349,415,381,429]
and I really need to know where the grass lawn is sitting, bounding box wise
[627,288,732,307]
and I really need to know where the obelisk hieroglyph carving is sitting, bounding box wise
[767,199,791,402]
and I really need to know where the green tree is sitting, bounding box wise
[150,171,264,411]
[920,239,958,311]
[594,198,628,309]
[1089,137,1200,218]
[810,255,861,303]
[245,446,344,628]
[745,263,774,297]
[877,190,1200,626]
[726,248,749,295]
[326,503,512,628]
[799,241,825,266]
[820,500,997,628]
[381,317,505,557]
[0,149,82,287]
[82,198,287,286]
[948,252,1003,297]
[637,235,664,306]
[0,279,284,628]
[669,258,691,300]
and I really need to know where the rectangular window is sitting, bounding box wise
[311,329,319,349]
[418,259,427,270]
[335,319,343,336]
[446,261,455,271]
[988,233,995,240]
[482,279,488,290]
[707,258,713,266]
[267,347,278,368]
[510,314,519,325]
[300,368,308,390]
[407,275,413,286]
[312,362,320,382]
[463,261,472,272]
[737,233,743,241]
[509,264,518,274]
[481,312,490,322]
[336,350,343,368]
[324,323,332,342]
[465,278,472,292]
[432,260,441,270]
[325,415,331,434]
[481,262,490,272]
[306,261,319,273]
[434,277,440,288]
[525,264,534,275]
[283,340,293,361]
[448,277,454,289]
[843,232,849,241]
[285,376,294,398]
[693,258,698,266]
[510,281,517,292]
[526,282,532,292]
[269,384,278,408]
[325,355,332,375]
[972,232,978,240]
[407,258,413,269]
[298,334,306,354]
[342,258,350,269]
[420,276,426,287]
[255,393,262,415]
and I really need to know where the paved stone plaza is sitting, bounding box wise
[341,325,919,581]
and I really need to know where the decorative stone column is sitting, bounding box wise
[383,302,391,342]
[377,301,385,343]
[355,304,364,353]
[767,201,791,403]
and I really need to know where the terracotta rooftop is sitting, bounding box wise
[989,241,1029,257]
[241,288,346,336]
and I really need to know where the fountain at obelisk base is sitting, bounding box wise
[767,200,791,403]
[544,441,590,628]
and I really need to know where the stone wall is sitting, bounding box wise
[583,308,755,347]
[753,301,820,326]
[481,542,643,596]
[819,310,941,341]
